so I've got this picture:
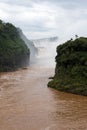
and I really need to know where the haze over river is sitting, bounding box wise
[0,63,87,130]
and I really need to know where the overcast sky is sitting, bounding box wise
[0,0,87,41]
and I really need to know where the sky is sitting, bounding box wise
[0,0,87,41]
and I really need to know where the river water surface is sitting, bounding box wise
[0,65,87,130]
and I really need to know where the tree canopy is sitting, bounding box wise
[48,37,87,96]
[0,20,30,71]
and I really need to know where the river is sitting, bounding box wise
[0,64,87,130]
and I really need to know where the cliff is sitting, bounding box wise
[0,20,30,71]
[18,28,38,63]
[48,37,87,96]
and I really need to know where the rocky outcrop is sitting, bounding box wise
[48,37,87,96]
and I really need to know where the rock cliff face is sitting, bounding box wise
[48,37,87,96]
[0,20,30,71]
[18,28,38,63]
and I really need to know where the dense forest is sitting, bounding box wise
[0,20,30,71]
[48,37,87,96]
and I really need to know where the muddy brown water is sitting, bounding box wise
[0,65,87,130]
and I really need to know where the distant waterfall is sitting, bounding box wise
[32,37,59,67]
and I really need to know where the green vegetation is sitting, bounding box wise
[0,20,30,71]
[48,37,87,96]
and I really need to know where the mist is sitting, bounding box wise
[32,37,59,67]
[18,28,59,67]
[17,28,38,64]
